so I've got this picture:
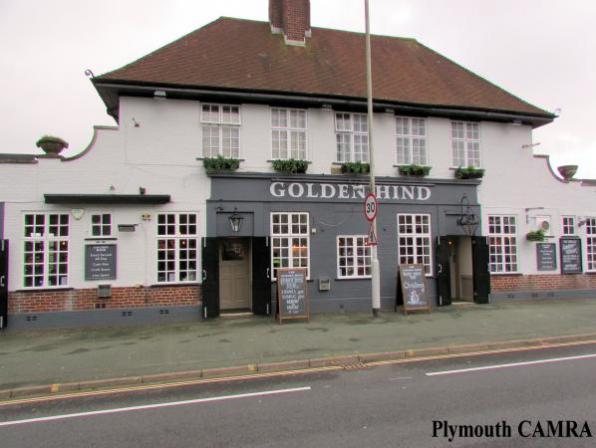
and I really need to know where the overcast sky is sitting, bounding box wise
[1,0,594,177]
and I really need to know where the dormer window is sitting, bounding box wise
[335,113,369,163]
[201,104,240,158]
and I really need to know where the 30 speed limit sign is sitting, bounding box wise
[364,193,378,222]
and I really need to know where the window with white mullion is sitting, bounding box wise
[91,213,111,237]
[271,212,310,279]
[562,216,576,235]
[488,215,518,273]
[396,117,427,165]
[156,213,199,283]
[452,121,480,167]
[271,108,307,160]
[337,236,371,279]
[201,104,240,158]
[23,213,69,288]
[397,214,432,275]
[586,218,596,272]
[335,113,369,163]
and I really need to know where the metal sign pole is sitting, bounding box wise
[365,0,381,317]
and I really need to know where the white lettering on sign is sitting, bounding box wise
[270,182,433,202]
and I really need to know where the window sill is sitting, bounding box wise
[196,157,245,162]
[16,287,73,293]
[150,282,201,288]
[267,159,312,163]
[335,276,372,281]
[489,272,523,276]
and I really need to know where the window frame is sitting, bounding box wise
[156,212,200,284]
[395,116,428,166]
[585,217,596,272]
[451,121,481,168]
[22,212,70,289]
[335,112,369,163]
[271,107,308,161]
[488,215,519,274]
[562,215,576,236]
[270,212,310,280]
[396,213,433,277]
[201,103,241,159]
[336,235,372,279]
[90,213,112,237]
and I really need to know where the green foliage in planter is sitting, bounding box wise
[203,156,240,173]
[271,159,309,174]
[341,162,370,175]
[398,164,431,177]
[526,230,546,242]
[455,166,485,179]
[36,135,69,148]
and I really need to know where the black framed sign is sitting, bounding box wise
[559,237,582,275]
[276,268,309,323]
[85,244,117,281]
[398,264,431,314]
[536,243,557,271]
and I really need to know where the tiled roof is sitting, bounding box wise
[97,17,551,118]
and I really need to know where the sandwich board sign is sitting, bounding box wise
[276,268,309,324]
[397,264,431,314]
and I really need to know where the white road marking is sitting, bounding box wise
[388,376,412,381]
[426,353,596,377]
[0,386,311,428]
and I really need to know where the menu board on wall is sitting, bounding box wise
[85,244,117,281]
[559,238,582,275]
[398,264,431,314]
[536,243,557,271]
[276,268,309,323]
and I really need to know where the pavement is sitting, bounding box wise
[1,298,596,399]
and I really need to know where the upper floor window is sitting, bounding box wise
[488,215,518,273]
[396,117,427,165]
[562,216,576,235]
[271,108,307,160]
[335,113,369,163]
[91,213,112,237]
[452,121,480,167]
[201,104,240,158]
[23,213,69,288]
[157,213,199,283]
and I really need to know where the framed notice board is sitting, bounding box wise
[397,264,431,314]
[276,268,309,324]
[85,244,117,281]
[536,243,557,271]
[559,237,582,274]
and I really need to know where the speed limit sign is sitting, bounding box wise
[364,193,378,222]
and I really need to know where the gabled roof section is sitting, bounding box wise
[95,17,553,120]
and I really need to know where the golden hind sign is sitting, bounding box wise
[269,181,432,202]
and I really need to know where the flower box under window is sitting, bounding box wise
[398,164,431,177]
[271,159,308,174]
[455,166,485,180]
[203,156,240,174]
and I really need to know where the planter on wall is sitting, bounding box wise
[557,165,578,180]
[203,156,240,175]
[455,166,485,180]
[526,230,546,242]
[340,162,370,175]
[36,135,68,155]
[271,159,308,174]
[398,164,431,177]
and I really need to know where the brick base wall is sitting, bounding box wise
[8,285,201,314]
[491,274,596,292]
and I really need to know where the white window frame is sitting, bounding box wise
[451,121,480,168]
[335,112,369,163]
[23,212,70,289]
[156,212,200,284]
[396,116,427,165]
[90,213,112,237]
[397,213,433,276]
[336,235,372,279]
[585,217,596,272]
[271,108,307,160]
[562,215,576,236]
[201,103,241,158]
[488,215,519,274]
[270,212,310,280]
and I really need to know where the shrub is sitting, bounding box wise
[526,230,546,242]
[455,166,485,179]
[341,162,370,174]
[203,156,240,173]
[398,164,431,177]
[271,159,309,174]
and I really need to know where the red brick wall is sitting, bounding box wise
[491,274,596,292]
[8,285,201,314]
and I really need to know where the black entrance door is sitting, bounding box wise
[0,240,8,329]
[252,237,271,315]
[472,236,491,304]
[435,236,451,306]
[201,238,220,319]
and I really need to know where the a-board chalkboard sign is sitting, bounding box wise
[536,243,557,271]
[276,268,309,323]
[85,244,117,281]
[560,237,582,274]
[398,264,430,314]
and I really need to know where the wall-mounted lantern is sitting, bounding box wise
[228,211,244,233]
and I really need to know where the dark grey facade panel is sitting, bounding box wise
[0,202,4,239]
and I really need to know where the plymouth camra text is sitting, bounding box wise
[270,182,432,202]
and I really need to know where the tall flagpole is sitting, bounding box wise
[365,0,381,317]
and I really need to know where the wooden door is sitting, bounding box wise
[0,240,8,329]
[219,239,251,310]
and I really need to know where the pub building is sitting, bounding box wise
[1,0,595,329]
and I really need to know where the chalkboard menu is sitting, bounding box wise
[398,264,430,314]
[85,244,117,281]
[559,238,582,274]
[276,268,309,323]
[536,243,557,271]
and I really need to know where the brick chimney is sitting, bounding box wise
[269,0,311,46]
